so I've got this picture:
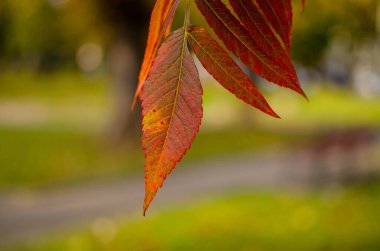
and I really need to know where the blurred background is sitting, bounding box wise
[1,0,380,250]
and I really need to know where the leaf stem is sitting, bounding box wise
[184,0,191,28]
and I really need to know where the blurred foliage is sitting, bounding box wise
[4,182,380,251]
[0,0,379,70]
[292,0,380,67]
[0,0,105,70]
[1,0,64,69]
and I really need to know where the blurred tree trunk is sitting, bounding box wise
[98,0,151,145]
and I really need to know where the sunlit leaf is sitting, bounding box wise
[188,25,279,118]
[256,0,293,50]
[194,0,306,97]
[134,0,180,108]
[228,0,293,69]
[141,28,203,214]
[138,0,307,214]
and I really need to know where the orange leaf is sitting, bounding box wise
[134,0,180,109]
[141,28,203,214]
[194,0,306,97]
[164,18,174,38]
[188,25,279,118]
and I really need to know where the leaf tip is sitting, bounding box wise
[131,97,138,111]
[265,106,281,119]
[265,108,281,119]
[143,199,151,216]
[143,185,158,216]
[292,84,308,101]
[299,88,309,102]
[272,112,281,119]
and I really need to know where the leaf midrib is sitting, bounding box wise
[155,28,188,178]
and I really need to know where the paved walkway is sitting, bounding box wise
[0,141,378,245]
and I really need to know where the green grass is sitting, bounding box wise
[0,125,304,188]
[0,125,143,188]
[202,81,380,131]
[1,71,380,187]
[0,70,109,131]
[264,84,380,130]
[4,183,380,251]
[0,70,107,100]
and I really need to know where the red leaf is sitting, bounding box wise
[141,28,203,214]
[194,0,306,97]
[227,0,293,70]
[256,0,293,50]
[134,0,180,109]
[188,25,279,118]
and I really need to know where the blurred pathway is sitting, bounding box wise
[0,133,379,245]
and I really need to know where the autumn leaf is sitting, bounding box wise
[134,0,180,108]
[255,0,293,50]
[138,0,307,214]
[227,0,293,69]
[187,25,279,118]
[194,0,306,97]
[141,28,203,215]
[162,0,175,38]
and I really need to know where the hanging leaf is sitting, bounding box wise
[227,0,292,69]
[255,0,293,50]
[188,25,279,118]
[136,0,308,214]
[141,28,203,214]
[162,0,175,37]
[134,0,180,108]
[194,0,306,97]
